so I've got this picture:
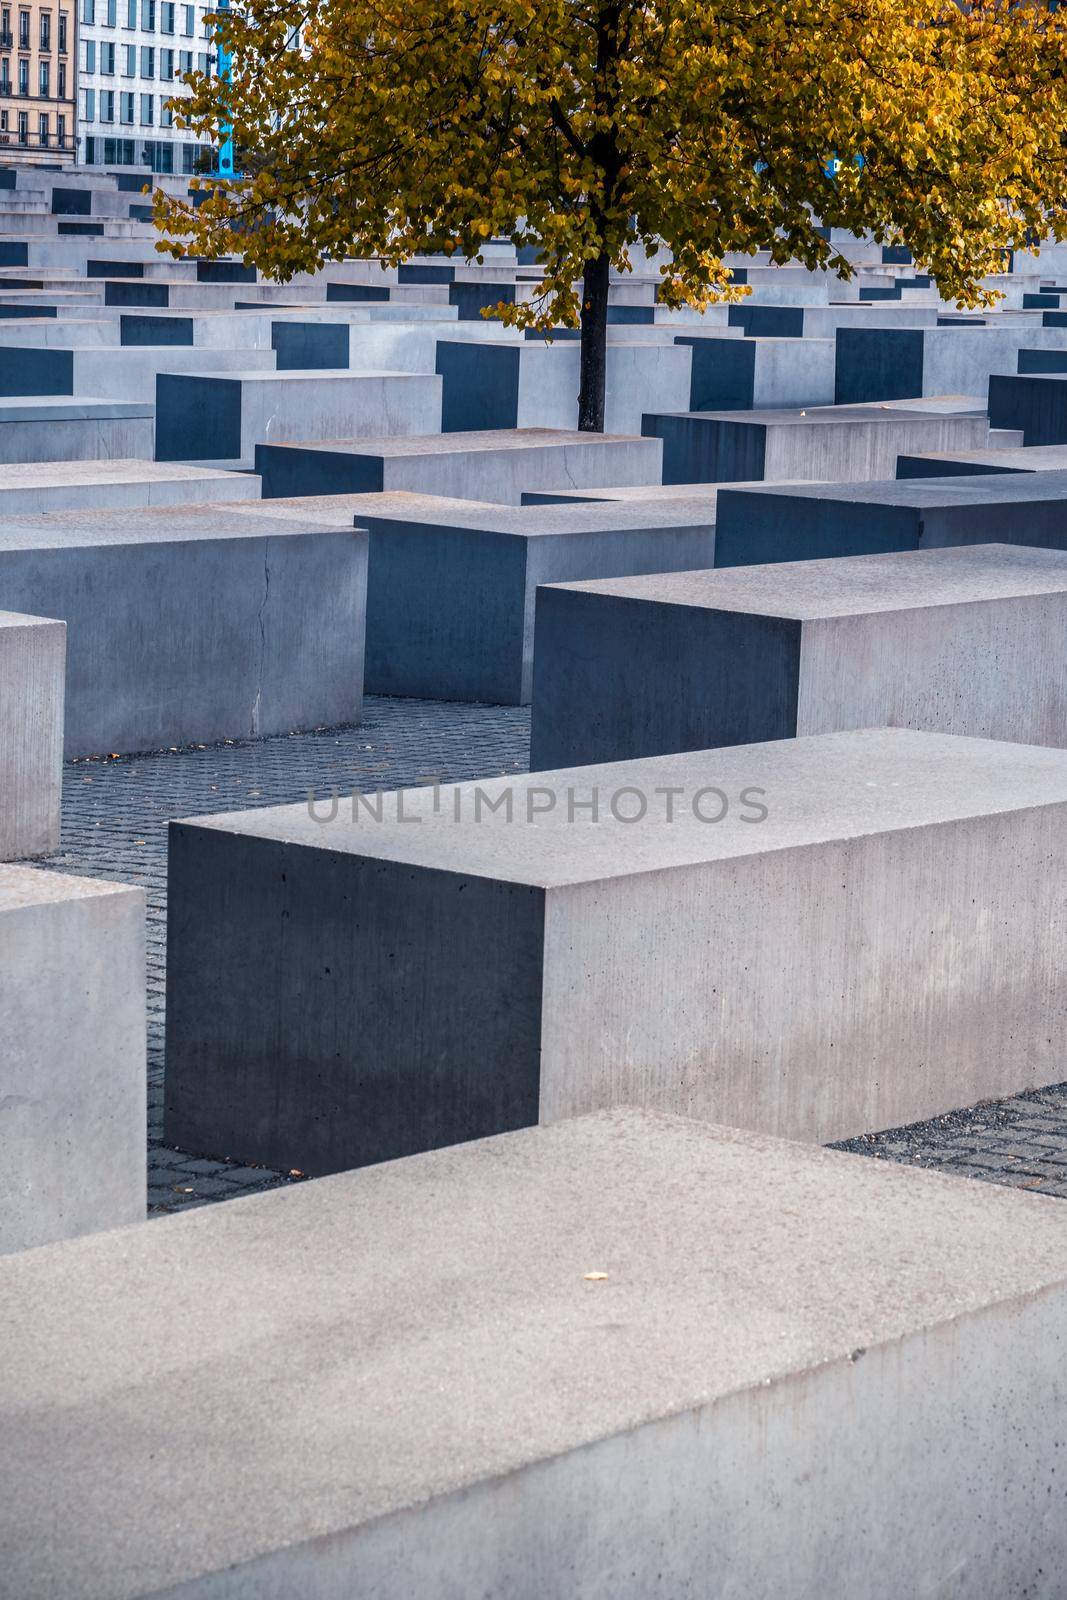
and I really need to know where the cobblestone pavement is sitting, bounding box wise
[36,696,1067,1214]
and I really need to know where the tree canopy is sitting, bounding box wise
[155,0,1067,427]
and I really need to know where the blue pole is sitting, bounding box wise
[214,0,237,179]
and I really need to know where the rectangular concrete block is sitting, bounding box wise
[713,470,1067,566]
[0,505,367,756]
[895,443,1067,478]
[436,339,692,435]
[0,396,154,463]
[834,325,1067,403]
[155,369,443,465]
[254,428,663,503]
[354,492,716,702]
[642,404,991,483]
[0,344,277,400]
[165,727,1067,1171]
[6,1108,1067,1597]
[0,864,145,1255]
[0,611,64,858]
[529,544,1067,768]
[0,459,261,514]
[988,371,1067,444]
[680,334,835,410]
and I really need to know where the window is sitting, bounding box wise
[58,10,66,49]
[0,110,7,130]
[160,96,172,125]
[81,0,94,20]
[177,46,190,72]
[17,109,27,141]
[160,0,172,29]
[196,49,208,72]
[159,45,172,77]
[0,6,10,47]
[83,86,95,119]
[100,86,114,120]
[38,9,49,50]
[140,44,153,75]
[105,0,116,22]
[139,91,152,122]
[0,63,9,94]
[84,37,94,70]
[39,58,48,95]
[125,0,135,24]
[38,110,48,144]
[57,59,64,95]
[140,0,154,25]
[101,40,114,71]
[122,42,134,73]
[56,111,65,144]
[18,9,28,48]
[180,2,192,34]
[17,55,27,93]
[120,88,134,121]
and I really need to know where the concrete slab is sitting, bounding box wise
[0,863,145,1256]
[0,504,367,755]
[529,544,1067,767]
[347,492,716,702]
[0,395,154,463]
[154,369,443,466]
[6,1108,1067,1596]
[0,459,261,513]
[680,334,836,410]
[165,727,1067,1168]
[254,428,664,504]
[0,344,276,400]
[712,470,1067,565]
[835,325,1067,403]
[436,339,693,435]
[988,372,1067,444]
[896,443,1067,477]
[642,404,991,483]
[0,610,64,858]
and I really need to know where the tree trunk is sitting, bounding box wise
[578,250,610,432]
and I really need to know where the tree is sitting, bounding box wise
[156,0,1067,431]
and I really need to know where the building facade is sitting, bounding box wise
[78,0,214,173]
[0,2,77,164]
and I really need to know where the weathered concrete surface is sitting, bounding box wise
[436,339,693,435]
[349,492,716,702]
[165,728,1067,1170]
[529,544,1067,768]
[0,864,145,1256]
[712,470,1067,566]
[642,403,992,483]
[254,428,663,504]
[5,1108,1067,1598]
[896,443,1067,478]
[0,395,154,463]
[0,610,64,858]
[154,369,443,466]
[0,459,261,514]
[680,333,835,410]
[0,505,367,755]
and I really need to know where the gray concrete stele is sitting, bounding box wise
[5,1108,1067,1596]
[0,863,145,1256]
[712,470,1067,566]
[164,728,1067,1175]
[0,610,65,859]
[0,504,368,756]
[529,544,1067,768]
